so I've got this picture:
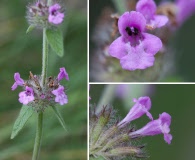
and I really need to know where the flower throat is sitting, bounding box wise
[125,27,139,36]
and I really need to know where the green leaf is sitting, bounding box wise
[51,106,67,131]
[46,28,64,57]
[26,25,35,34]
[11,105,34,139]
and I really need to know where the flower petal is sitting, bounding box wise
[142,33,162,55]
[11,82,18,91]
[118,96,153,128]
[118,11,146,37]
[52,86,68,105]
[120,45,155,70]
[18,86,34,105]
[152,15,169,28]
[164,133,172,144]
[160,112,171,126]
[109,36,128,59]
[136,0,157,20]
[176,0,195,24]
[129,112,172,144]
[48,13,64,24]
[57,67,69,81]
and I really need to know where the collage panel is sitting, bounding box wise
[1,0,195,160]
[0,0,87,160]
[89,0,195,82]
[89,84,195,160]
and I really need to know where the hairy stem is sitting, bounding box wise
[32,113,43,160]
[32,28,48,159]
[41,28,49,86]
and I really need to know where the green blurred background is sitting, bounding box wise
[0,0,87,159]
[90,84,195,160]
[89,0,195,82]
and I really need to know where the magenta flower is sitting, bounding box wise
[11,73,25,90]
[48,4,64,24]
[57,67,69,81]
[118,96,153,128]
[176,0,195,24]
[129,112,172,144]
[136,0,168,28]
[19,86,35,105]
[109,11,162,71]
[52,85,68,105]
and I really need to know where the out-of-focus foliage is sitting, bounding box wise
[90,84,195,160]
[0,0,87,159]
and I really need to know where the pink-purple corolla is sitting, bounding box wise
[136,0,168,28]
[109,11,162,71]
[118,96,153,128]
[176,0,195,24]
[52,85,68,105]
[19,86,35,105]
[130,112,172,144]
[48,3,64,25]
[11,73,25,91]
[117,96,172,144]
[11,67,69,108]
[58,67,69,81]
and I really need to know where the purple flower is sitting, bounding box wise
[57,67,69,81]
[19,86,35,105]
[11,73,25,90]
[109,11,162,71]
[176,0,195,24]
[48,3,64,24]
[118,96,153,128]
[136,0,168,28]
[52,85,68,105]
[129,112,172,144]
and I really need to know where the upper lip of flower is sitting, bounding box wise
[118,11,146,38]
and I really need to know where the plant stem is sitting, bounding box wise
[32,28,48,160]
[41,28,49,86]
[32,113,43,160]
[96,84,117,113]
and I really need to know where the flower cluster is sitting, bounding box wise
[109,0,168,71]
[89,96,172,159]
[118,96,172,144]
[12,67,69,112]
[27,0,65,28]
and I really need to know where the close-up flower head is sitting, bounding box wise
[90,0,195,82]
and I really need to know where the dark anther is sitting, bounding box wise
[125,27,132,36]
[125,27,139,36]
[49,81,54,88]
[134,27,139,35]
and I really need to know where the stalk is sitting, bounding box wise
[41,28,49,86]
[32,28,48,160]
[32,113,43,160]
